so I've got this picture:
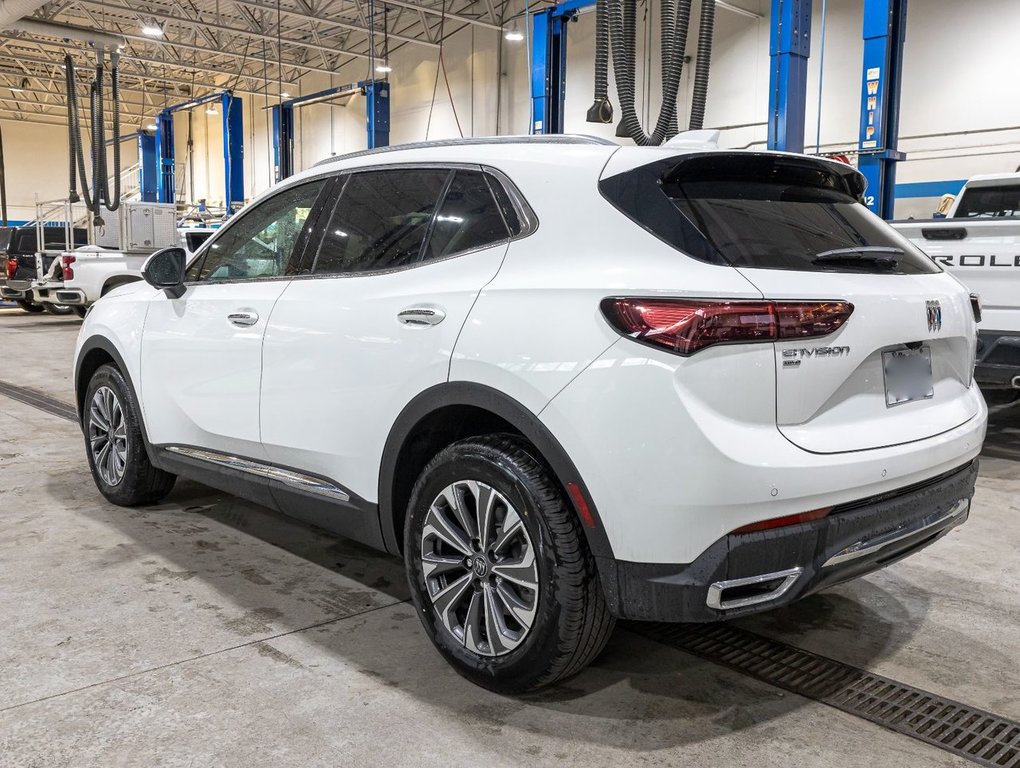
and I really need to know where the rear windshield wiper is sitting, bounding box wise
[812,246,904,268]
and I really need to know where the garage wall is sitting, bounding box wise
[1,0,1018,218]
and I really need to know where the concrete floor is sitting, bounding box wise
[1,307,1018,768]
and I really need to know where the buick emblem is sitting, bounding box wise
[925,300,942,333]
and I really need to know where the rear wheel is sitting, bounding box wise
[44,303,74,315]
[405,434,615,693]
[84,363,176,506]
[73,307,87,319]
[16,300,43,313]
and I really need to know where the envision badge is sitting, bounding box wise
[926,300,943,333]
[782,346,851,367]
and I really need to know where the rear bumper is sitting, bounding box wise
[0,285,26,300]
[601,459,978,622]
[975,330,1020,388]
[51,288,85,305]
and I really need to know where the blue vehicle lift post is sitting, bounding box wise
[857,0,908,219]
[105,131,158,203]
[531,0,595,135]
[767,0,812,152]
[154,90,244,213]
[272,80,390,183]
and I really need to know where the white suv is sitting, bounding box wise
[74,135,987,692]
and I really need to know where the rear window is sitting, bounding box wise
[953,184,1020,218]
[600,153,940,275]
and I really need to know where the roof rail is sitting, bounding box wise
[314,134,618,167]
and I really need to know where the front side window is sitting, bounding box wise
[423,170,510,261]
[188,180,326,282]
[313,169,450,275]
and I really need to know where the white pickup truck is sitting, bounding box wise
[30,227,215,312]
[892,173,1020,398]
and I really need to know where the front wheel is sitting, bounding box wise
[405,434,615,693]
[83,363,176,506]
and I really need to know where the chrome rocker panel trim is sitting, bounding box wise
[164,445,351,502]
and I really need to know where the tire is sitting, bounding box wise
[16,300,44,313]
[73,307,87,319]
[404,434,615,693]
[83,363,176,506]
[44,303,74,315]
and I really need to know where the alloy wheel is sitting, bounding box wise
[88,386,128,486]
[421,480,540,657]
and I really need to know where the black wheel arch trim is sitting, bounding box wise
[75,336,156,457]
[378,382,617,564]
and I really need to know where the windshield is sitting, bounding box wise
[600,153,940,275]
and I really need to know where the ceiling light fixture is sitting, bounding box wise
[145,122,158,131]
[375,6,392,76]
[280,91,291,99]
[141,24,163,37]
[505,21,524,41]
[375,60,392,74]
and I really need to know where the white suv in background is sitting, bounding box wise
[74,135,987,693]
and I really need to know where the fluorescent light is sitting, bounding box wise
[280,91,291,99]
[504,22,524,41]
[10,86,22,93]
[142,24,163,37]
[206,107,217,115]
[375,60,392,73]
[145,123,158,131]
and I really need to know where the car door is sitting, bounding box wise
[140,177,333,460]
[260,166,519,508]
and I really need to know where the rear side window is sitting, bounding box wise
[600,153,940,275]
[314,168,450,275]
[13,230,36,254]
[424,170,509,261]
[953,184,1020,218]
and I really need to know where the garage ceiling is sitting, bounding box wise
[0,0,512,128]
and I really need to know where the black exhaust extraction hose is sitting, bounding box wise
[90,76,104,226]
[586,0,613,123]
[105,56,121,212]
[688,0,716,130]
[610,0,692,145]
[65,55,80,204]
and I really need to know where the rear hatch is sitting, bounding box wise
[600,151,979,454]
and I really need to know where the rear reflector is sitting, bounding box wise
[566,482,597,529]
[601,298,853,356]
[732,507,833,534]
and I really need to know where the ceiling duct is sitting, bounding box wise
[0,0,49,30]
[9,18,125,48]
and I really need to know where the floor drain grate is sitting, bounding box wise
[0,380,77,423]
[641,623,1020,767]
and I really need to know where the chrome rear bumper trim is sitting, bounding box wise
[822,498,969,568]
[164,445,351,502]
[706,567,803,611]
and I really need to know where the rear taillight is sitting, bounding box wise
[600,298,854,356]
[731,507,832,534]
[5,258,15,280]
[62,255,75,281]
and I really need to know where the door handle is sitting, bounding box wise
[228,311,259,327]
[397,307,446,327]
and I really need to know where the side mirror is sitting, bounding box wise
[142,247,187,299]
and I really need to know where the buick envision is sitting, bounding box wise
[74,135,987,692]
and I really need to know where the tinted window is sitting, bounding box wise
[954,184,1020,218]
[600,153,940,275]
[486,174,522,235]
[424,170,510,260]
[185,231,214,253]
[313,168,449,275]
[0,227,13,253]
[188,180,325,282]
